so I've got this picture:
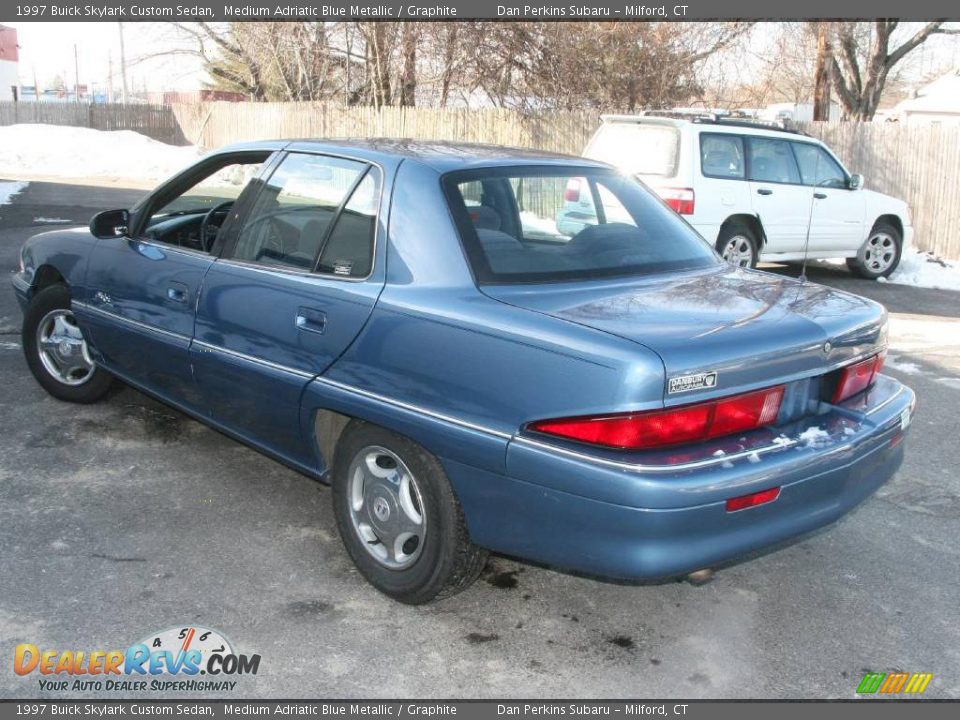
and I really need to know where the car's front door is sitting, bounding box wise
[745,136,810,253]
[81,152,272,407]
[791,141,866,252]
[191,151,389,467]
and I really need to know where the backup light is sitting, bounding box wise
[832,353,885,403]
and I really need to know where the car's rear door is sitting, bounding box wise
[191,150,390,466]
[745,136,810,253]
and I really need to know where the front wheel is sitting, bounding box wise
[716,224,758,268]
[22,284,113,403]
[847,223,902,279]
[331,422,487,604]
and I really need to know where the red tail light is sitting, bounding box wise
[832,352,885,403]
[726,487,780,512]
[658,187,695,215]
[528,385,784,451]
[564,178,582,202]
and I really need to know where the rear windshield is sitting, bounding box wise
[444,167,719,285]
[585,123,680,177]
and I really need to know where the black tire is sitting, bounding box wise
[716,223,759,268]
[847,222,902,279]
[331,421,488,604]
[22,284,113,403]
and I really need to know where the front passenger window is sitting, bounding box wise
[746,137,801,185]
[232,153,368,271]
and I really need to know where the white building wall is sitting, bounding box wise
[0,60,17,101]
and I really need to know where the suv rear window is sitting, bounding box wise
[444,167,718,284]
[585,123,680,177]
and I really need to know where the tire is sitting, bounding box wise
[716,223,759,268]
[847,222,902,279]
[331,421,488,604]
[22,284,113,403]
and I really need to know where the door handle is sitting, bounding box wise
[813,192,827,200]
[296,307,327,334]
[167,283,189,303]
[756,188,773,196]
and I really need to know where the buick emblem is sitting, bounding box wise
[823,341,833,354]
[373,497,390,522]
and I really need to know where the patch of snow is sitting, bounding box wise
[772,435,793,447]
[0,124,200,183]
[0,341,20,350]
[0,180,27,205]
[798,425,830,448]
[520,210,561,237]
[888,315,960,352]
[747,452,761,463]
[843,427,856,436]
[884,354,922,375]
[712,449,726,457]
[882,247,960,292]
[721,460,734,469]
[935,377,960,390]
[33,217,73,224]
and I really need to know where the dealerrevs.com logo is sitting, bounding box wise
[13,626,260,693]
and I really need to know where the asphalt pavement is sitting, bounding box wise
[1,180,958,699]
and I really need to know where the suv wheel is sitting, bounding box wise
[22,285,113,403]
[847,222,902,279]
[331,421,488,604]
[716,224,758,268]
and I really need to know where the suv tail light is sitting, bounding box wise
[832,352,885,403]
[564,178,582,202]
[527,385,784,451]
[658,187,695,215]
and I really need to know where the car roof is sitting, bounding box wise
[215,138,612,172]
[598,115,819,142]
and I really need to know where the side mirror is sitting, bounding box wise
[848,173,864,191]
[90,209,130,239]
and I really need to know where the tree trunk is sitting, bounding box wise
[399,23,417,107]
[812,22,832,121]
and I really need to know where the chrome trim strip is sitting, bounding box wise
[72,301,190,343]
[192,339,316,380]
[511,436,801,474]
[314,377,513,440]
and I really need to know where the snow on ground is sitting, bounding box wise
[0,180,27,205]
[884,354,923,375]
[880,247,960,292]
[33,217,72,224]
[0,124,200,183]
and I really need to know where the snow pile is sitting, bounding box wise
[0,180,27,205]
[0,124,200,183]
[880,247,960,292]
[798,426,830,448]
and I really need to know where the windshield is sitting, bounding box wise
[585,123,680,177]
[445,167,719,285]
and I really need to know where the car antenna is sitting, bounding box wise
[798,151,825,284]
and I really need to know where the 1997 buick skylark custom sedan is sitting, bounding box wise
[14,140,914,603]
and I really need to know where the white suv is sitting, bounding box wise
[563,115,912,278]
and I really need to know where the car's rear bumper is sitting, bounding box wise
[445,375,914,580]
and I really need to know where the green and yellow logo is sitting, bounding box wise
[857,672,933,695]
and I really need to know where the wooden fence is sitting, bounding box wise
[1,101,958,259]
[797,121,960,262]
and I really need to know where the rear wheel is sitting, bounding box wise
[22,285,113,403]
[847,222,902,279]
[331,422,487,604]
[716,223,758,268]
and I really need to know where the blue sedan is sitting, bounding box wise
[12,140,915,603]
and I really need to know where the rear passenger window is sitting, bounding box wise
[792,143,847,188]
[231,153,367,270]
[316,169,380,278]
[746,137,801,185]
[700,134,744,179]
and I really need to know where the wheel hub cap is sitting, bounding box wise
[722,235,754,267]
[862,232,896,273]
[347,446,426,570]
[36,308,95,387]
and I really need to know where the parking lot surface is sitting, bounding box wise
[1,181,959,699]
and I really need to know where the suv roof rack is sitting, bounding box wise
[601,110,810,137]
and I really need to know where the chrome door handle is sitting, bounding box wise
[167,283,189,303]
[296,307,327,334]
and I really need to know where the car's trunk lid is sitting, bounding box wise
[482,265,886,405]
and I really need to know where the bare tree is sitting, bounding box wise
[828,21,959,120]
